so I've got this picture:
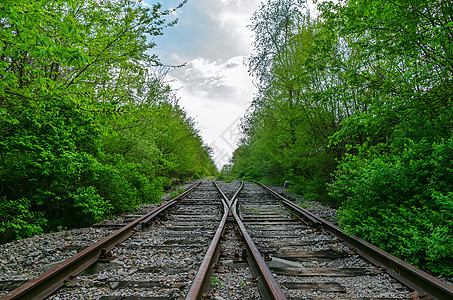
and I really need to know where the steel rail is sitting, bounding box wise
[255,181,453,300]
[231,182,287,300]
[213,182,232,208]
[185,182,230,299]
[1,182,201,300]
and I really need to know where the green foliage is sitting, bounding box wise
[71,186,112,226]
[210,275,224,289]
[233,0,453,277]
[0,197,47,243]
[0,0,216,244]
[331,138,453,275]
[217,164,235,182]
[322,0,453,276]
[232,2,344,202]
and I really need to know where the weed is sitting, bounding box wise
[211,275,223,289]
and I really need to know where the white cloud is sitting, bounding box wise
[147,0,262,167]
[170,56,253,106]
[204,0,260,55]
[168,56,253,167]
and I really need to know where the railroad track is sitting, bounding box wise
[236,183,409,299]
[1,181,452,299]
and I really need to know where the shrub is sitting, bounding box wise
[0,197,47,244]
[71,186,112,226]
[330,138,453,276]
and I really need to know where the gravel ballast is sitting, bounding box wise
[1,181,452,299]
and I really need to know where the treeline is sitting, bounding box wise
[227,0,453,276]
[0,0,217,244]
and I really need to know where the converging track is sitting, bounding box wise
[235,183,410,299]
[1,181,452,299]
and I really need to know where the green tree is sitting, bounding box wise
[232,0,453,276]
[322,0,453,275]
[0,0,216,243]
[234,1,361,201]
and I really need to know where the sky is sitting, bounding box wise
[144,0,315,168]
[143,0,261,168]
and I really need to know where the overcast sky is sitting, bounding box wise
[145,0,317,168]
[143,0,261,168]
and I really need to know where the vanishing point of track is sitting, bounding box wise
[1,181,453,299]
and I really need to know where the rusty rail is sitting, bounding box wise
[187,182,287,299]
[212,182,232,208]
[1,182,201,300]
[185,182,230,299]
[231,182,287,300]
[255,181,453,300]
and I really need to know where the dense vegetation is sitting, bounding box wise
[226,0,453,276]
[0,0,217,244]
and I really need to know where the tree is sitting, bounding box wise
[235,0,360,200]
[0,0,216,243]
[322,0,453,275]
[233,0,453,275]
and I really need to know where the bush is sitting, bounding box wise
[71,186,112,226]
[330,138,453,276]
[0,197,47,244]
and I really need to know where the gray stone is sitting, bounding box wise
[96,274,109,281]
[30,251,42,257]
